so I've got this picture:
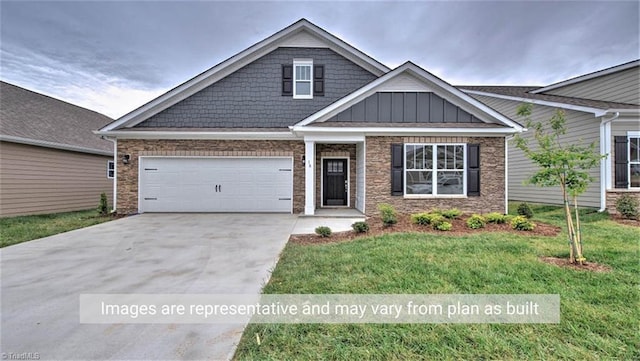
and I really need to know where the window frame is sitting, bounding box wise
[403,143,467,198]
[628,131,640,189]
[107,160,115,179]
[293,59,313,99]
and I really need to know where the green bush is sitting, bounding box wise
[616,195,639,220]
[466,214,486,229]
[434,221,453,231]
[510,215,536,231]
[486,212,507,224]
[351,221,370,233]
[441,208,462,219]
[428,214,446,228]
[98,192,109,216]
[411,212,432,226]
[378,203,398,226]
[517,202,534,219]
[315,226,332,238]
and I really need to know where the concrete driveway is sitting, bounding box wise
[1,213,297,360]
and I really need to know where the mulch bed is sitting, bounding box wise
[539,256,611,272]
[290,215,561,245]
[610,215,640,227]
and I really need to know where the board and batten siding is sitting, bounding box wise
[472,95,602,208]
[0,141,113,217]
[546,67,640,105]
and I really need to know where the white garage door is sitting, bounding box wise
[139,157,293,213]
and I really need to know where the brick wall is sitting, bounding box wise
[137,47,378,128]
[116,139,305,214]
[606,189,640,215]
[365,136,505,216]
[315,144,357,208]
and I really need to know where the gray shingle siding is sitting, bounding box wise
[136,47,378,128]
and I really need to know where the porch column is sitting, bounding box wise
[304,140,316,215]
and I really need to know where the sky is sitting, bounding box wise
[1,1,638,119]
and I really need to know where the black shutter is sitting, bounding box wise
[391,143,404,196]
[313,65,324,96]
[282,65,293,96]
[467,144,480,196]
[614,136,628,188]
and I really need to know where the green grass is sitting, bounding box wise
[0,209,113,247]
[234,204,640,360]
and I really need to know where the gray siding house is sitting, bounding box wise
[0,82,114,217]
[462,60,640,212]
[98,19,524,216]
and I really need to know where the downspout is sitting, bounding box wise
[101,135,118,212]
[599,112,619,212]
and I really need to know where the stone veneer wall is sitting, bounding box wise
[365,136,505,216]
[606,189,640,215]
[315,144,357,208]
[116,139,305,214]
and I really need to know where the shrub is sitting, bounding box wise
[486,212,507,224]
[616,195,639,220]
[511,215,536,231]
[315,226,332,238]
[466,214,486,229]
[428,214,446,228]
[378,203,398,226]
[441,208,462,219]
[434,221,453,231]
[98,192,109,216]
[411,212,432,226]
[351,221,370,233]
[517,202,534,219]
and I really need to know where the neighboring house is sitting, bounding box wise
[97,19,524,216]
[0,81,114,217]
[461,60,640,213]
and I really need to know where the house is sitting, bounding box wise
[461,60,640,213]
[97,19,524,216]
[0,81,114,217]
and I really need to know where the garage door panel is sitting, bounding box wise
[139,157,293,213]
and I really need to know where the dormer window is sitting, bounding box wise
[293,60,313,99]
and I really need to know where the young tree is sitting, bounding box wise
[514,104,604,265]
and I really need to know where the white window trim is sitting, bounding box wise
[107,160,115,179]
[628,131,640,189]
[403,143,467,198]
[293,59,313,99]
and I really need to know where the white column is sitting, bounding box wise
[304,140,316,215]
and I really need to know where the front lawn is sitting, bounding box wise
[0,209,113,247]
[234,204,639,360]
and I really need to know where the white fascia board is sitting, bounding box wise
[296,63,524,131]
[463,89,609,117]
[606,109,640,116]
[94,130,298,140]
[304,134,365,143]
[531,60,640,94]
[101,20,390,132]
[293,126,517,137]
[1,135,113,156]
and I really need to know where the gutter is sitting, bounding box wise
[0,134,112,156]
[599,112,620,212]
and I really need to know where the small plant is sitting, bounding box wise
[428,214,446,229]
[517,202,534,219]
[466,214,486,229]
[441,208,462,219]
[351,221,370,233]
[98,192,109,216]
[434,221,453,231]
[378,203,398,227]
[411,212,432,226]
[486,212,507,224]
[511,215,536,231]
[315,226,332,238]
[616,195,639,220]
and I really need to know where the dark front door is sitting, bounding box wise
[323,159,348,206]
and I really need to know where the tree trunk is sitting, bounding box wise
[573,195,584,265]
[562,183,577,263]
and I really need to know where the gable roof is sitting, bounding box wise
[461,85,639,116]
[0,81,113,155]
[100,18,390,132]
[293,62,524,132]
[530,59,640,94]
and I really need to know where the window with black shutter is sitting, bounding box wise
[282,65,292,96]
[467,144,480,196]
